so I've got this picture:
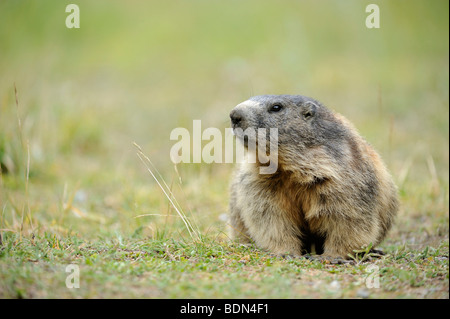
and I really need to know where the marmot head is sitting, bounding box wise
[230,94,353,178]
[230,95,345,149]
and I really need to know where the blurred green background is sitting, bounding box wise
[0,0,448,240]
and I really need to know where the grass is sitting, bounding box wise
[0,0,449,299]
[1,234,448,298]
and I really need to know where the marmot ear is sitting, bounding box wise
[301,101,317,120]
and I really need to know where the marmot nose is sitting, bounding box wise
[230,109,244,126]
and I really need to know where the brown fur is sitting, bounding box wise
[229,95,398,258]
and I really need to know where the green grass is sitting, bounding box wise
[0,0,448,299]
[1,234,448,298]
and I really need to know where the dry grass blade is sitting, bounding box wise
[426,155,440,196]
[14,83,24,149]
[134,213,179,218]
[397,157,413,188]
[133,142,200,242]
[24,140,34,232]
[14,85,34,238]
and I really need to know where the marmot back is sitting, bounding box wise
[229,95,398,259]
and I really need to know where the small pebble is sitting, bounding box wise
[356,288,370,299]
[328,280,341,292]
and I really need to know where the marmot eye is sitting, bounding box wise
[303,111,313,119]
[269,104,283,113]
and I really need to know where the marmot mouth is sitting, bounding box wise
[233,131,251,148]
[233,127,277,150]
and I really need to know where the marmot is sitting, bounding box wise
[229,95,398,259]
